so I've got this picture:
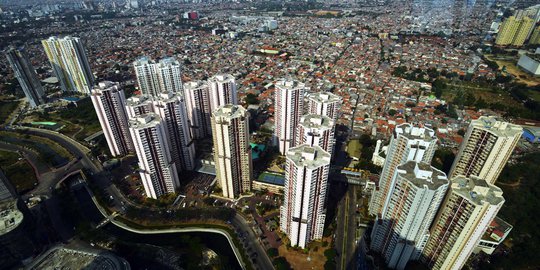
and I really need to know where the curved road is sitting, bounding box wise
[15,126,274,270]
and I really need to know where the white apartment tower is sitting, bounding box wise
[422,176,504,270]
[307,91,342,122]
[129,113,179,199]
[370,161,449,270]
[126,95,154,119]
[280,144,331,249]
[90,81,134,157]
[296,114,335,155]
[208,74,237,110]
[449,116,522,184]
[274,79,306,155]
[152,92,196,172]
[183,80,212,139]
[211,105,252,199]
[133,57,183,96]
[42,36,95,94]
[369,124,437,217]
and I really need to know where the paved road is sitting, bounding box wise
[231,214,274,270]
[336,184,359,270]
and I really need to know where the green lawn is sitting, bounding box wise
[0,100,20,125]
[0,131,72,167]
[346,139,362,159]
[0,150,38,194]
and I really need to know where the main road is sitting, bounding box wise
[336,184,359,270]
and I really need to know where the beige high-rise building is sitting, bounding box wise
[129,113,179,199]
[208,74,237,111]
[274,78,306,155]
[449,116,522,184]
[296,114,335,155]
[126,95,154,119]
[42,36,94,94]
[183,80,212,139]
[422,176,504,270]
[133,57,183,96]
[280,144,331,249]
[370,161,449,270]
[307,91,342,122]
[90,81,134,157]
[368,124,437,217]
[212,105,252,199]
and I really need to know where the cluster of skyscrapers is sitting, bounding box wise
[495,5,540,46]
[91,54,248,200]
[274,79,343,249]
[368,117,522,270]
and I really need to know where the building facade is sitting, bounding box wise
[90,81,134,157]
[5,47,45,107]
[369,124,437,217]
[296,114,335,155]
[449,116,522,184]
[128,113,179,199]
[183,80,212,139]
[42,36,94,94]
[133,57,183,96]
[152,92,195,173]
[280,144,331,249]
[422,176,504,270]
[211,105,252,199]
[208,74,237,111]
[370,161,448,270]
[274,79,305,155]
[125,95,154,119]
[307,91,342,122]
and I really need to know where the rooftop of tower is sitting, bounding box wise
[126,94,153,107]
[128,113,161,129]
[93,81,120,92]
[299,114,334,130]
[0,199,24,236]
[213,104,248,119]
[133,56,153,66]
[184,80,208,90]
[451,175,504,206]
[208,74,235,83]
[395,123,437,141]
[158,57,180,66]
[397,161,448,190]
[154,91,181,103]
[286,144,331,169]
[471,116,523,137]
[308,91,342,104]
[275,78,305,90]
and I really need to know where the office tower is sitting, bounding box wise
[90,81,134,157]
[280,145,331,249]
[422,176,504,270]
[183,80,212,139]
[5,47,45,108]
[129,113,179,199]
[296,114,335,155]
[42,36,94,94]
[211,105,252,199]
[208,74,237,111]
[133,57,183,96]
[512,17,535,46]
[0,170,17,202]
[274,79,306,155]
[126,95,153,119]
[370,161,448,270]
[368,124,437,217]
[152,92,195,172]
[529,26,540,45]
[449,116,522,184]
[307,91,342,122]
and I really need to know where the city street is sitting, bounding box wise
[336,184,359,270]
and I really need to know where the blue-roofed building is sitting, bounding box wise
[522,126,540,143]
[252,172,285,194]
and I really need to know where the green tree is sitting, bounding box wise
[267,247,278,258]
